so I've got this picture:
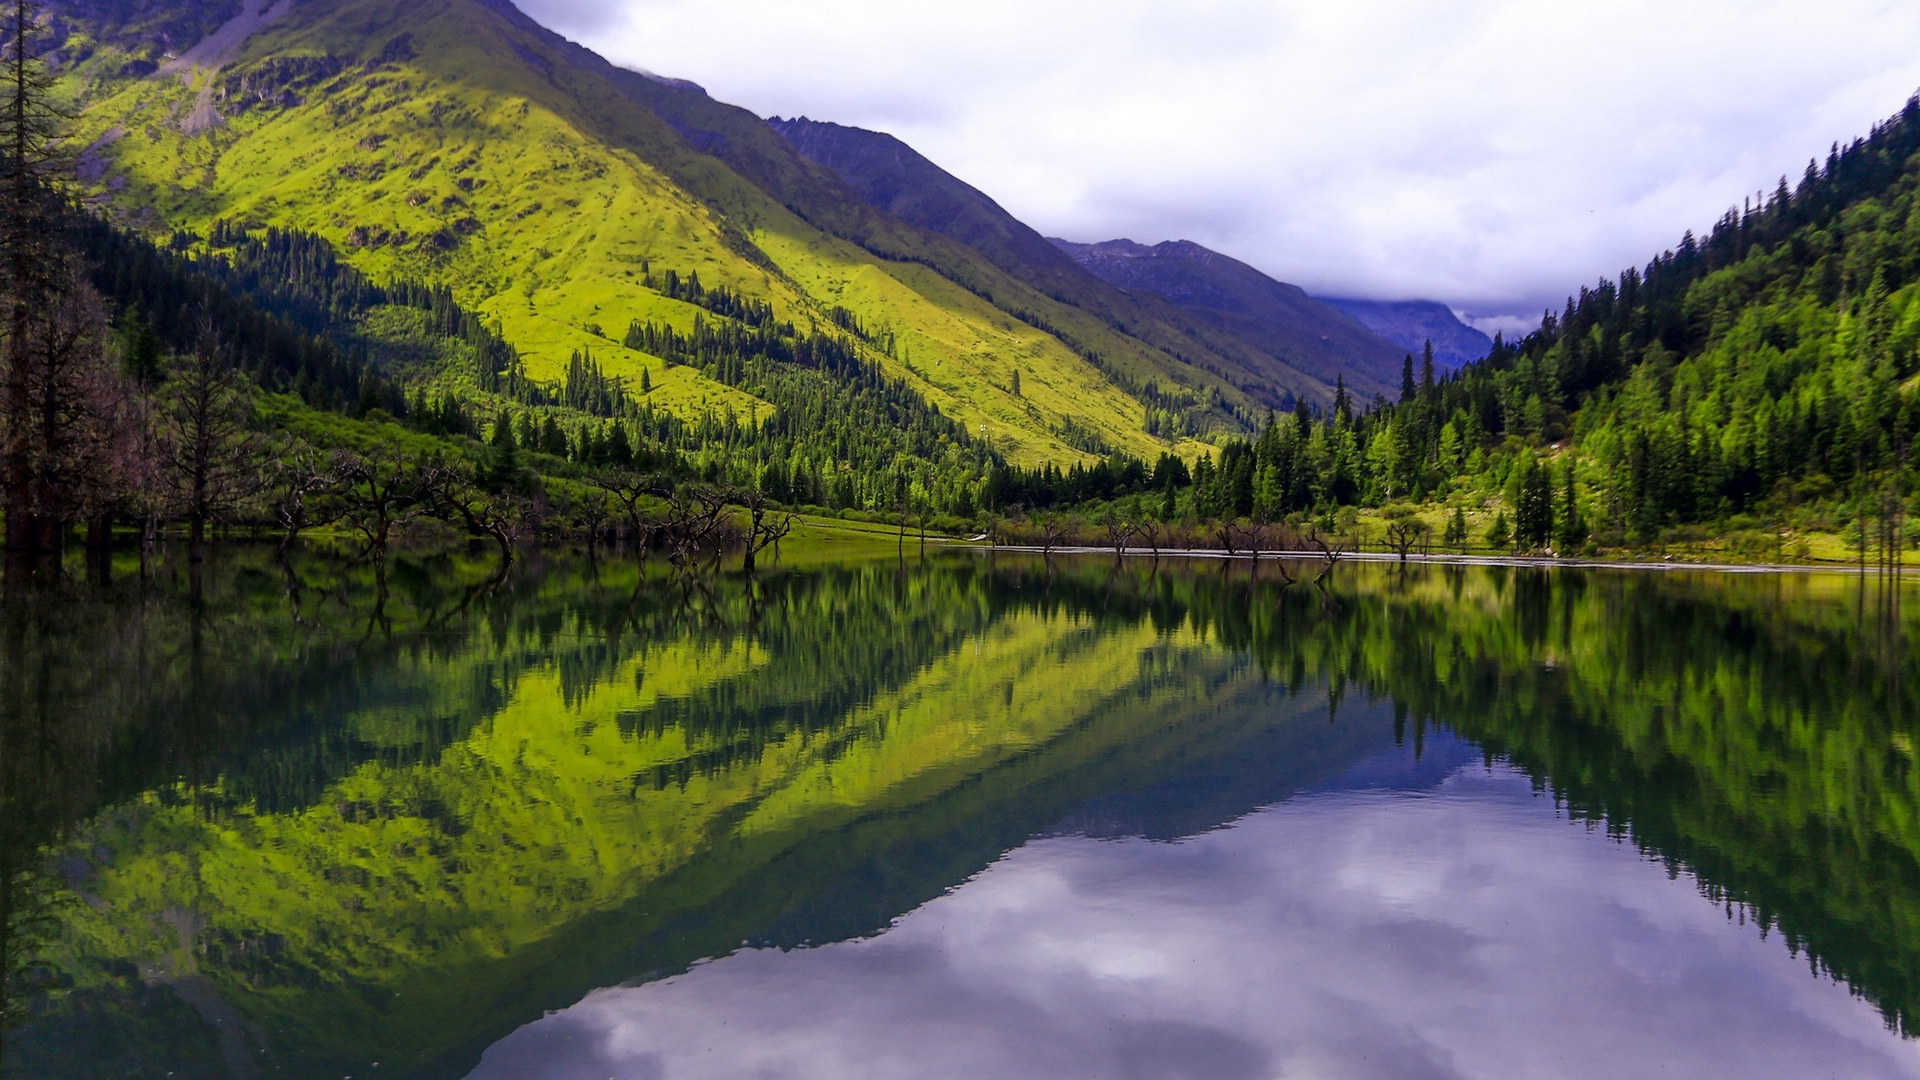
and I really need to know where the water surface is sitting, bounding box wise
[0,552,1915,1078]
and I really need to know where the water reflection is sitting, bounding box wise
[476,746,1918,1080]
[0,550,1913,1078]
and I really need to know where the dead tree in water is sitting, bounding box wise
[1229,521,1270,562]
[1101,512,1136,560]
[1307,529,1346,586]
[664,484,736,572]
[1036,513,1073,558]
[336,451,439,563]
[426,466,523,566]
[159,323,263,565]
[575,492,612,555]
[593,471,669,556]
[269,445,341,553]
[741,489,795,574]
[1136,520,1164,560]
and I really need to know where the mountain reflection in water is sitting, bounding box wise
[0,549,1913,1078]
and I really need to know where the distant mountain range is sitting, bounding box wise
[1049,237,1486,398]
[1316,298,1492,369]
[769,116,1427,400]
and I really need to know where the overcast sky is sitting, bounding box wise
[519,0,1920,331]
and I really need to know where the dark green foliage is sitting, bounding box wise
[1363,93,1920,536]
[1515,458,1554,549]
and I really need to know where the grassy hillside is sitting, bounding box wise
[766,115,1389,404]
[40,0,1312,467]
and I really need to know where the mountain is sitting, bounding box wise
[1050,237,1408,398]
[1035,92,1920,554]
[765,115,1400,403]
[37,0,1393,473]
[1355,92,1920,543]
[1317,298,1492,370]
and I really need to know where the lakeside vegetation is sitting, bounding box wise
[1,4,1916,580]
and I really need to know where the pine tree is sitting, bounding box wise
[606,419,633,468]
[1515,458,1555,549]
[1,0,64,578]
[1444,505,1469,551]
[1485,510,1512,551]
[1556,462,1588,550]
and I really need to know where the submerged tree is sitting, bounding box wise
[158,324,263,564]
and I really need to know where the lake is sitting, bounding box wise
[1,550,1916,1078]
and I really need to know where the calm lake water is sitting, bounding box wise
[1,551,1916,1078]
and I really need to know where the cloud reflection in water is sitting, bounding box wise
[471,760,1920,1080]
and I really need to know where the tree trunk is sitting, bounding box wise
[84,514,112,586]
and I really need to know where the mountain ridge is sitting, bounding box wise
[1317,297,1492,370]
[45,0,1312,466]
[1050,236,1411,397]
[766,113,1403,402]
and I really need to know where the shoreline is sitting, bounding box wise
[964,545,1920,577]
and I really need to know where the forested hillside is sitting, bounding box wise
[1038,93,1920,563]
[5,0,1914,574]
[38,0,1364,469]
[1365,94,1920,550]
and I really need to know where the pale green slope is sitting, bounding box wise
[56,0,1230,464]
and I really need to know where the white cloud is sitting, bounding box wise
[519,1,1920,322]
[468,763,1920,1080]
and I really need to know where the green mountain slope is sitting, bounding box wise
[37,0,1333,466]
[765,115,1390,402]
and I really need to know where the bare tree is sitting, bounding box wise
[1101,509,1136,559]
[18,266,123,576]
[158,323,264,564]
[1136,519,1164,560]
[663,484,736,571]
[740,488,796,573]
[574,491,612,554]
[336,450,439,562]
[426,465,523,566]
[1036,512,1073,557]
[269,442,341,553]
[593,471,670,555]
[1306,528,1347,586]
[1229,520,1270,561]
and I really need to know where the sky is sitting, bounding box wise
[470,757,1920,1079]
[517,0,1920,332]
